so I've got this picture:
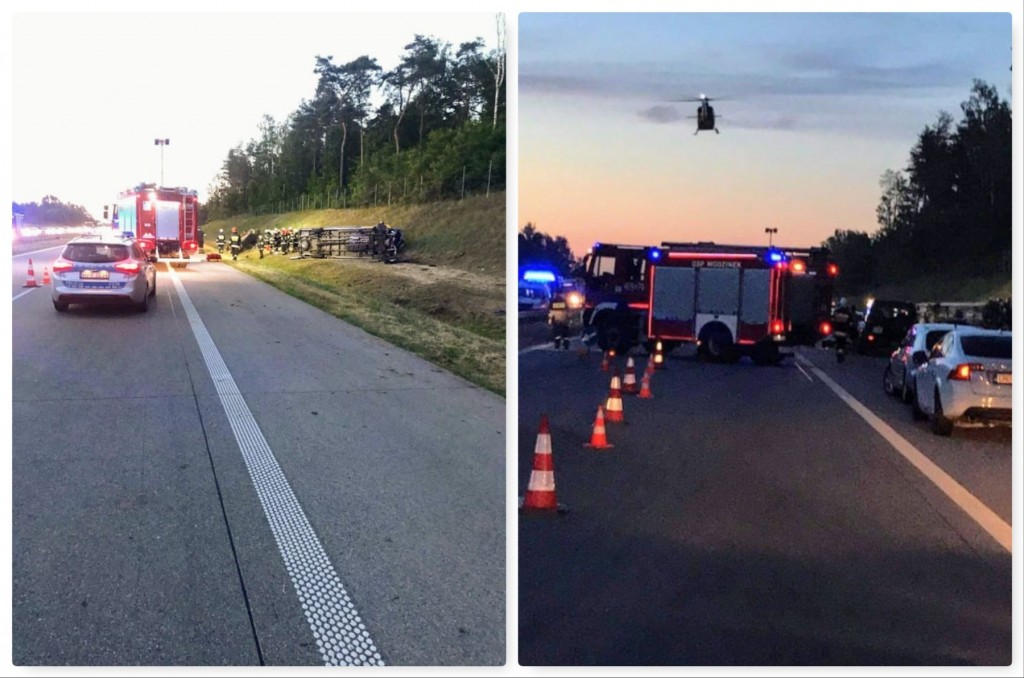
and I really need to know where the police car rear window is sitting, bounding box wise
[63,244,131,263]
[960,335,1011,359]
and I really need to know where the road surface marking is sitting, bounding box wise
[168,266,384,666]
[12,289,37,302]
[11,244,65,258]
[796,353,1011,553]
[795,363,814,383]
[519,342,553,355]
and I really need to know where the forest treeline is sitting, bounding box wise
[12,195,94,226]
[825,80,1011,296]
[206,25,506,221]
[518,80,1011,301]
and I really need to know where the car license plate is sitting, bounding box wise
[551,302,565,309]
[81,269,109,280]
[994,373,1012,385]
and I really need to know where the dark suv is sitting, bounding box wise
[857,299,917,355]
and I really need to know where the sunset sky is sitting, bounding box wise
[518,12,1011,258]
[9,10,498,219]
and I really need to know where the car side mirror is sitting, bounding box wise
[912,350,929,366]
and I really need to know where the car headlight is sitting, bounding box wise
[566,292,584,308]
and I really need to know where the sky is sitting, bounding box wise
[8,10,500,219]
[518,12,1012,258]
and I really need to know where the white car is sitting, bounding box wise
[51,234,157,313]
[912,327,1012,435]
[883,322,956,403]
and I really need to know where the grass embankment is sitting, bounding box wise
[204,193,506,395]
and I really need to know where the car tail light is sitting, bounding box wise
[771,320,785,334]
[819,321,832,335]
[52,259,74,273]
[791,259,806,273]
[114,260,141,274]
[867,334,875,342]
[827,263,839,276]
[949,363,984,381]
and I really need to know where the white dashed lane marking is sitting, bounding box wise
[168,266,385,666]
[796,353,1011,553]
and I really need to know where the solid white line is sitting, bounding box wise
[796,353,1011,552]
[12,288,37,302]
[11,243,65,258]
[518,342,552,355]
[167,266,384,666]
[795,363,814,383]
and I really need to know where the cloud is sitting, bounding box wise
[638,105,686,124]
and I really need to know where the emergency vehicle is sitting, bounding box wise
[580,241,838,363]
[108,184,200,263]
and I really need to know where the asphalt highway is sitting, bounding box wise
[11,254,505,666]
[518,338,1011,666]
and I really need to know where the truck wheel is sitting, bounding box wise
[704,326,733,363]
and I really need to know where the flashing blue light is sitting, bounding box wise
[767,251,783,263]
[522,270,557,283]
[648,248,662,261]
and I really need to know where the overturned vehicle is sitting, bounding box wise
[296,223,405,263]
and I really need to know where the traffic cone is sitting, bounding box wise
[653,341,666,370]
[583,405,614,449]
[42,267,51,285]
[622,356,638,394]
[605,371,625,423]
[638,371,654,399]
[600,348,616,372]
[520,415,566,514]
[23,258,39,288]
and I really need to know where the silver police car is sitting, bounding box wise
[51,233,157,312]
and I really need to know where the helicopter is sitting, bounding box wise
[671,94,723,135]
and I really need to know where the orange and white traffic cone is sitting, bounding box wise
[42,267,51,285]
[583,405,614,449]
[638,371,654,399]
[605,371,625,423]
[520,415,566,514]
[653,341,666,370]
[23,258,39,288]
[622,356,638,394]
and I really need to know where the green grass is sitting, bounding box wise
[205,195,506,395]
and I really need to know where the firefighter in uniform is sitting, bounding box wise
[229,227,242,261]
[831,297,856,363]
[548,281,583,350]
[216,228,226,253]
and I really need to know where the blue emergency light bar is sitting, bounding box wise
[648,248,662,261]
[766,250,784,263]
[522,270,557,283]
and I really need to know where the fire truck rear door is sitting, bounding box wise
[695,267,740,340]
[155,201,180,241]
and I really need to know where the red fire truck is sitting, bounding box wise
[110,184,200,263]
[580,241,838,363]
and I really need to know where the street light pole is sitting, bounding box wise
[765,227,778,247]
[154,138,170,186]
